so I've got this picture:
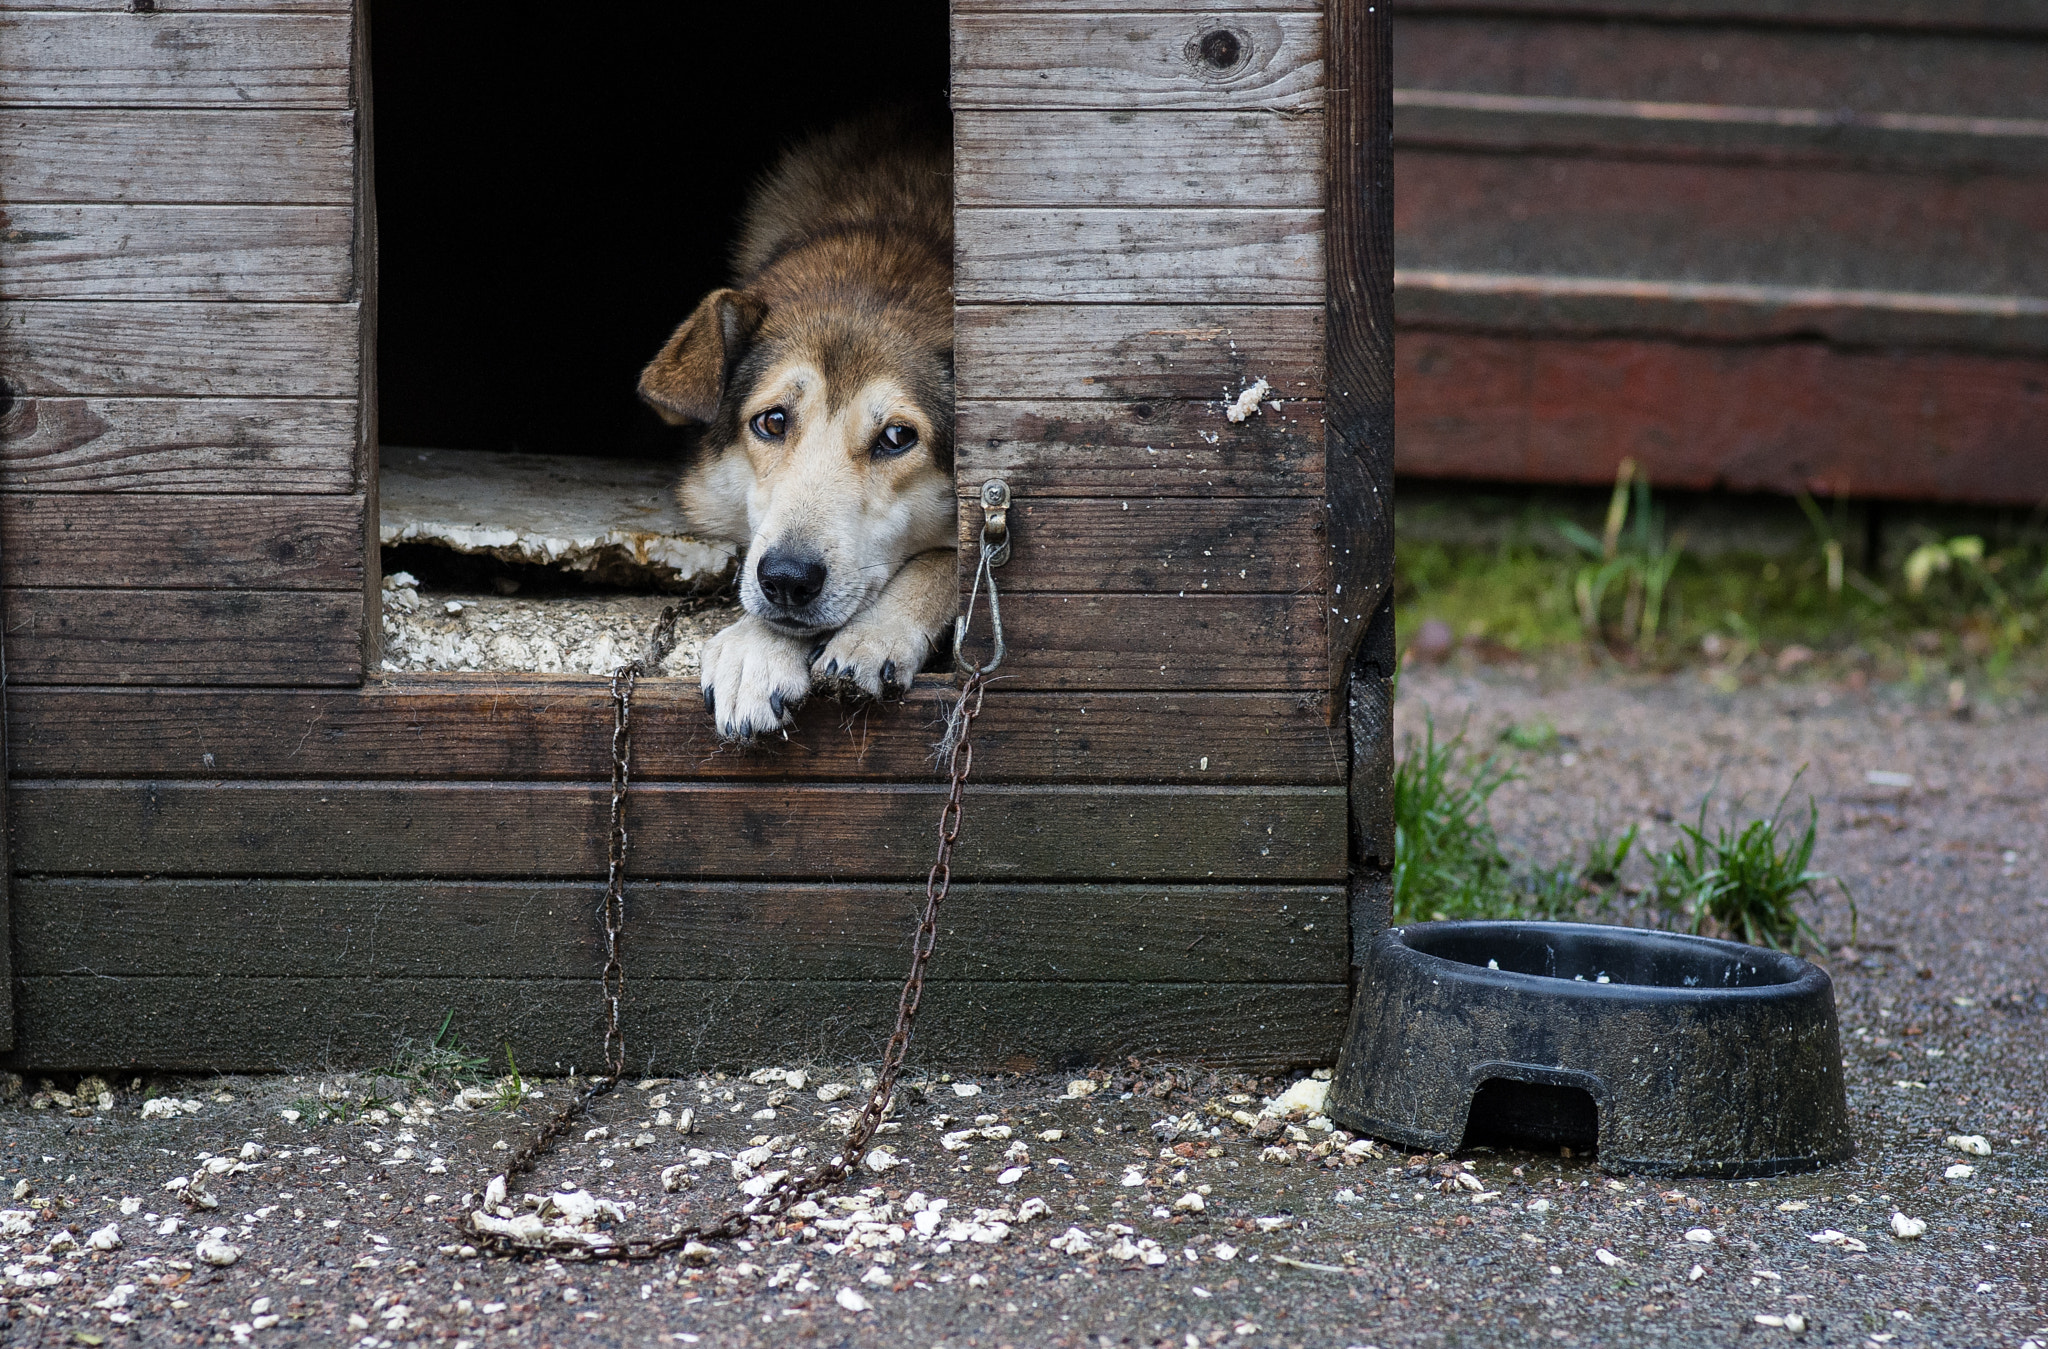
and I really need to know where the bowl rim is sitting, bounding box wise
[1377,919,1831,1002]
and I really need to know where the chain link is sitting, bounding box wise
[473,538,1004,1263]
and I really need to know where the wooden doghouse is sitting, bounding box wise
[0,1,1392,1073]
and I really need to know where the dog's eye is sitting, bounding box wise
[749,408,788,440]
[872,423,918,457]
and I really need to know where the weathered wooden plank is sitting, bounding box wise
[1396,16,2048,123]
[0,0,348,11]
[0,303,360,397]
[1398,269,2048,356]
[1395,151,2048,331]
[0,110,353,204]
[9,781,1348,881]
[1325,0,1396,708]
[955,111,1321,208]
[0,12,351,105]
[4,588,361,685]
[1387,0,2048,32]
[351,0,379,678]
[955,496,1325,593]
[953,12,1323,111]
[0,398,356,493]
[4,685,1347,785]
[1395,93,2048,177]
[988,592,1323,690]
[959,400,1325,499]
[15,879,1345,983]
[956,305,1324,401]
[1395,329,2048,507]
[957,0,1319,11]
[0,206,353,301]
[6,976,1349,1074]
[0,612,11,1051]
[957,208,1323,304]
[0,494,363,589]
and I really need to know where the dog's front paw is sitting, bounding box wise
[812,610,939,700]
[700,616,812,741]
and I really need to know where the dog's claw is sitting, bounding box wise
[769,689,785,719]
[703,684,715,713]
[880,660,899,697]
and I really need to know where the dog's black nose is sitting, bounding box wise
[756,547,828,610]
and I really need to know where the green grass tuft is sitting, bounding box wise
[1393,728,1849,949]
[1650,774,1855,953]
[1391,716,1519,923]
[386,1010,489,1091]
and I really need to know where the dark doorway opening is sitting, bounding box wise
[369,0,951,461]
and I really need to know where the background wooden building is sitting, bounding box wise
[1390,0,2048,506]
[0,1,1393,1073]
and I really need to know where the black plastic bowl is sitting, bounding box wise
[1326,921,1855,1176]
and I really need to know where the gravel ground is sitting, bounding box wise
[2,665,2043,1347]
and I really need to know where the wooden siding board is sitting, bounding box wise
[1392,95,2048,177]
[14,879,1345,983]
[4,685,1347,785]
[955,111,1321,208]
[0,493,364,590]
[1395,151,2048,316]
[0,110,353,204]
[989,593,1324,691]
[956,208,1324,304]
[1385,1,2048,33]
[953,12,1323,111]
[7,976,1349,1073]
[0,11,351,106]
[956,0,1320,11]
[956,496,1327,593]
[959,400,1325,499]
[1395,329,2048,506]
[0,1,350,15]
[3,588,362,684]
[0,303,360,397]
[1394,15,2048,123]
[9,781,1350,882]
[956,305,1324,402]
[0,398,357,493]
[0,205,354,302]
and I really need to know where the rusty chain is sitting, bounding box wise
[472,500,1010,1263]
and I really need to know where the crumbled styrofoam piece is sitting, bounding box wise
[1225,377,1271,423]
[1264,1077,1330,1119]
[380,590,735,676]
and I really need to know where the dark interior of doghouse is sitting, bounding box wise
[368,1,951,669]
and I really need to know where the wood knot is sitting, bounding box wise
[1187,26,1249,77]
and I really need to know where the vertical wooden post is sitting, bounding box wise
[1326,0,1397,970]
[1324,0,1395,715]
[0,522,14,1051]
[355,0,382,676]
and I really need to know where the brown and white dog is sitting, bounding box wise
[638,110,955,741]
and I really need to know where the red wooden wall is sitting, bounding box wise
[1389,0,2048,504]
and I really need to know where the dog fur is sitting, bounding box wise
[639,110,955,740]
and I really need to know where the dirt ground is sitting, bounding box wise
[1,664,2043,1348]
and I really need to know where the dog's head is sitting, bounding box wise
[639,288,955,637]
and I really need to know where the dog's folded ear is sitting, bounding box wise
[638,288,769,426]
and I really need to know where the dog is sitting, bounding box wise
[638,109,956,741]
